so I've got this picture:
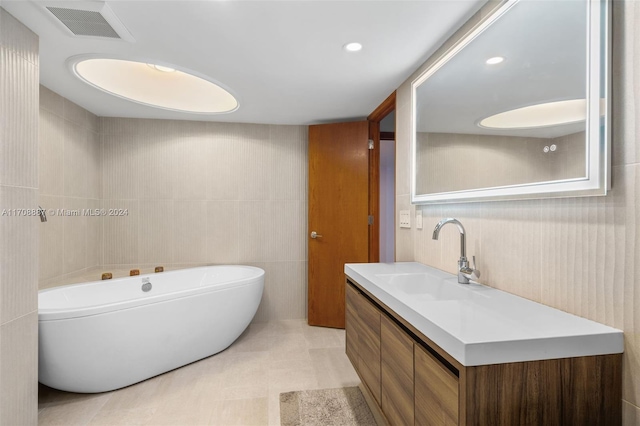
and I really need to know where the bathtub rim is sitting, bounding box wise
[39,265,265,322]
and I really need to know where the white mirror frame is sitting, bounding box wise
[410,0,610,204]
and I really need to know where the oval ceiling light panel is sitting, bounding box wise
[72,58,238,114]
[479,99,589,129]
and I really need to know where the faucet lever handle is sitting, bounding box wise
[472,255,477,270]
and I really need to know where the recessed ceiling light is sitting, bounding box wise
[479,99,592,129]
[71,57,238,114]
[147,63,175,73]
[485,56,504,65]
[344,42,363,52]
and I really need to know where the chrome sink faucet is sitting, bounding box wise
[432,218,480,284]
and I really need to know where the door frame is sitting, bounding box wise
[367,91,396,263]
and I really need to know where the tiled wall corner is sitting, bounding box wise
[0,7,38,425]
[394,0,640,416]
[38,85,103,287]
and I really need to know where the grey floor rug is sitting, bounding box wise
[280,386,376,426]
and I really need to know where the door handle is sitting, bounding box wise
[310,231,323,239]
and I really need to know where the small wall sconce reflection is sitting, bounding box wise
[543,144,557,154]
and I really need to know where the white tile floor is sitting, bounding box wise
[38,320,361,425]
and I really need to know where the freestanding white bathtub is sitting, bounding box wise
[38,265,264,393]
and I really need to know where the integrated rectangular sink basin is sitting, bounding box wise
[375,272,484,301]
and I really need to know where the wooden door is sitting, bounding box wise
[308,121,369,328]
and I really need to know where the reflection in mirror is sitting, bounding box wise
[411,0,609,203]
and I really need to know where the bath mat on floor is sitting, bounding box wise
[280,386,376,426]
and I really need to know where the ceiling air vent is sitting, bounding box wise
[44,2,134,42]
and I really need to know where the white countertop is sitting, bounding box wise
[345,262,623,366]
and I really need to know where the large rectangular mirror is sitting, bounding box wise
[411,0,610,204]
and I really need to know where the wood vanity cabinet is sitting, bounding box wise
[345,279,622,426]
[381,316,414,425]
[415,343,458,425]
[346,283,382,404]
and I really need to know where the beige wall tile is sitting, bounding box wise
[206,200,240,264]
[0,186,38,324]
[39,108,65,196]
[173,200,207,264]
[39,87,103,287]
[172,134,209,200]
[86,199,103,269]
[0,7,38,64]
[86,131,102,200]
[237,125,272,201]
[102,134,141,200]
[62,197,88,274]
[39,85,63,116]
[63,97,89,128]
[269,125,308,201]
[38,195,64,282]
[138,199,174,264]
[251,261,307,323]
[87,111,99,133]
[0,312,38,426]
[138,133,174,200]
[0,47,38,188]
[103,199,138,265]
[206,130,240,200]
[623,401,640,426]
[0,9,38,424]
[238,201,306,263]
[63,121,88,198]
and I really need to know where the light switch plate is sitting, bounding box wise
[399,210,411,228]
[416,211,423,229]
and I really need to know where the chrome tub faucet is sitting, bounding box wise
[432,218,480,284]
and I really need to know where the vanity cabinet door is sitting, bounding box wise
[381,315,414,426]
[415,344,459,425]
[346,284,381,404]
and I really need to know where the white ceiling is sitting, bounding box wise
[2,0,487,125]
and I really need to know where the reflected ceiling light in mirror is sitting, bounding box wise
[344,42,363,52]
[479,99,592,129]
[71,57,238,114]
[485,56,504,65]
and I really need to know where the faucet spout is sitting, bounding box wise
[432,218,466,259]
[432,218,480,284]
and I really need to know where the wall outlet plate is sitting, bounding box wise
[399,210,411,228]
[416,211,423,229]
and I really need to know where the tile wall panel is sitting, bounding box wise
[38,85,102,287]
[103,199,139,265]
[0,312,38,426]
[206,200,240,264]
[38,194,64,281]
[394,0,640,418]
[0,185,38,325]
[0,7,39,423]
[138,199,174,265]
[38,109,64,196]
[62,197,88,274]
[98,119,308,322]
[0,47,38,188]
